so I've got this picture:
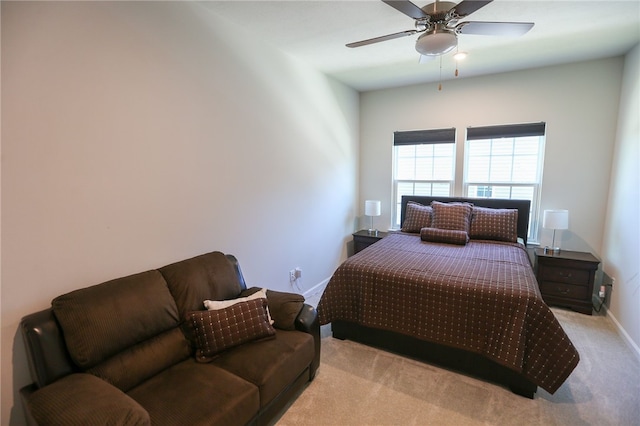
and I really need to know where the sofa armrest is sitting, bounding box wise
[21,308,77,388]
[24,373,150,425]
[295,303,320,380]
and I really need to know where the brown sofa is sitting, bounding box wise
[19,251,320,425]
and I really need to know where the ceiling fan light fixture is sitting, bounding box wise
[453,51,468,61]
[415,24,457,56]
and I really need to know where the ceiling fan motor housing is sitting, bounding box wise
[422,1,458,21]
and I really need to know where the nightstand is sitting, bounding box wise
[534,248,600,315]
[352,230,388,254]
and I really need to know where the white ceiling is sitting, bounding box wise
[202,0,640,91]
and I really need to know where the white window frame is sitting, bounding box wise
[463,123,546,242]
[392,128,456,228]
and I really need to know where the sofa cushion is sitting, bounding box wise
[52,270,182,370]
[160,251,242,318]
[28,373,150,426]
[127,359,259,426]
[212,330,315,408]
[187,298,276,362]
[88,328,190,392]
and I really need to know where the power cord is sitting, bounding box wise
[593,283,614,313]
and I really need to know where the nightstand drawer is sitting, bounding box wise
[539,265,590,285]
[539,281,589,300]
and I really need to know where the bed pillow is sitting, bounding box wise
[204,288,273,324]
[401,202,433,233]
[469,207,519,242]
[420,227,469,245]
[431,201,473,232]
[186,298,275,362]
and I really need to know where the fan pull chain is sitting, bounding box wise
[454,50,467,78]
[438,56,442,91]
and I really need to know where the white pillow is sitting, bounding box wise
[204,288,274,324]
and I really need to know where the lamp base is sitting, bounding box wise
[367,229,378,236]
[543,246,561,255]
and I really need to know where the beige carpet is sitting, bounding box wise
[276,308,640,425]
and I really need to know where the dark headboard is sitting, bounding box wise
[401,196,531,245]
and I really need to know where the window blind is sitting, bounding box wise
[466,122,545,140]
[394,128,456,145]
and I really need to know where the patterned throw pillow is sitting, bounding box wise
[186,298,275,362]
[420,227,469,245]
[431,201,473,232]
[204,288,273,324]
[469,206,518,242]
[401,202,433,233]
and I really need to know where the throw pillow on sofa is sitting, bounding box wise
[204,288,273,324]
[186,298,275,362]
[239,287,305,331]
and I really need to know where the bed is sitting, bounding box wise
[317,196,579,398]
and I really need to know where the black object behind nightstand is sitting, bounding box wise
[534,248,600,315]
[352,230,388,255]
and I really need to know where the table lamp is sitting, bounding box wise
[543,209,569,254]
[365,200,381,236]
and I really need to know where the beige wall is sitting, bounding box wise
[359,58,623,253]
[602,44,640,356]
[1,2,359,423]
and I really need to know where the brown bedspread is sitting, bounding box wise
[317,232,579,394]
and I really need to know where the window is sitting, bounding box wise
[390,122,546,242]
[464,122,546,241]
[392,128,456,227]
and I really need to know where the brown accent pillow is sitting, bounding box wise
[401,202,433,233]
[469,206,519,242]
[239,287,305,330]
[186,298,275,362]
[266,289,305,331]
[431,201,473,232]
[420,227,469,245]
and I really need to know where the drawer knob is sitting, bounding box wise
[557,287,570,295]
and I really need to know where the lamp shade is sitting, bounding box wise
[365,200,381,217]
[543,209,569,230]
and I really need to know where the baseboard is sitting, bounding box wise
[303,277,329,299]
[604,306,640,362]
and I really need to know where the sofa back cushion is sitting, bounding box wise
[52,270,190,391]
[159,251,242,317]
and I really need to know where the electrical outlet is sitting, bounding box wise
[611,277,616,287]
[289,270,296,282]
[599,285,606,298]
[294,267,302,279]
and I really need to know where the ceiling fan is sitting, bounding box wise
[347,0,534,59]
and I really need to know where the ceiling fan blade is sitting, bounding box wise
[450,0,493,18]
[418,54,436,64]
[346,30,418,48]
[382,0,429,20]
[456,21,534,36]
